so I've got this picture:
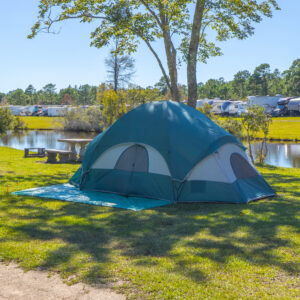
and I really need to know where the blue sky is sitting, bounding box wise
[0,0,299,93]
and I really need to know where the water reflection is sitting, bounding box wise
[251,142,300,168]
[0,130,97,152]
[0,131,299,168]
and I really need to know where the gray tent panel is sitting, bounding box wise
[115,144,149,173]
[230,153,257,179]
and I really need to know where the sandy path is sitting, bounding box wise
[0,263,125,300]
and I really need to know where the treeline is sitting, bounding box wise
[1,59,300,105]
[0,84,98,106]
[197,59,300,100]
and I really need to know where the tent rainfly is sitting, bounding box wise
[70,101,275,204]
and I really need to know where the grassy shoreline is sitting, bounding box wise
[20,116,300,141]
[0,146,299,299]
[20,116,63,130]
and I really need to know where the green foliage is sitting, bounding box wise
[197,103,215,120]
[98,86,163,128]
[283,59,300,96]
[4,84,98,106]
[198,59,300,99]
[217,118,244,140]
[29,0,280,104]
[0,108,15,134]
[62,107,103,132]
[0,108,27,134]
[198,103,244,139]
[12,116,27,130]
[241,106,272,164]
[98,90,127,128]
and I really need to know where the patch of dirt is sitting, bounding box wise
[0,263,125,300]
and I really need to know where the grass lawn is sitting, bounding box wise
[256,117,300,141]
[20,116,63,130]
[0,146,299,299]
[220,117,300,141]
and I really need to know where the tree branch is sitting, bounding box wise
[141,37,171,91]
[140,0,163,28]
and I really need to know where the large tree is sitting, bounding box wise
[30,0,279,107]
[232,70,250,99]
[283,59,300,96]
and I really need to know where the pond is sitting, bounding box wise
[251,142,300,168]
[0,130,299,168]
[0,130,98,152]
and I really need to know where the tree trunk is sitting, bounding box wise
[187,0,205,108]
[114,54,118,92]
[247,130,255,164]
[163,31,180,102]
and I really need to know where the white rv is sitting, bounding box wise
[228,102,247,116]
[47,106,67,117]
[7,106,26,116]
[288,98,300,115]
[211,100,226,115]
[247,95,283,113]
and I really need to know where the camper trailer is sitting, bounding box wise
[220,101,232,116]
[196,99,214,108]
[247,95,283,113]
[228,102,247,116]
[273,97,295,117]
[288,98,300,115]
[47,106,67,117]
[8,106,26,116]
[211,100,226,115]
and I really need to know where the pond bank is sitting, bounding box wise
[19,116,300,141]
[1,130,300,168]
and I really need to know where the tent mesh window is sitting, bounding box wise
[230,153,257,179]
[114,144,149,172]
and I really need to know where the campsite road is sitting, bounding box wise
[0,263,125,300]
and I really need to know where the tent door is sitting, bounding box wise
[115,144,149,173]
[114,144,149,195]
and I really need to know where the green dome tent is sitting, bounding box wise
[70,100,275,204]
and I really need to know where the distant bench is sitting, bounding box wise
[24,148,45,158]
[45,149,73,163]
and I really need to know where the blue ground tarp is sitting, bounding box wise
[12,184,171,211]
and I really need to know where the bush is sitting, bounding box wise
[0,108,27,134]
[198,104,244,140]
[217,118,244,140]
[13,116,27,130]
[62,107,103,132]
[0,108,14,134]
[241,106,272,164]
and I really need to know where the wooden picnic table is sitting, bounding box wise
[58,138,93,162]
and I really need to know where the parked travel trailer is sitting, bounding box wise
[272,97,295,117]
[47,106,67,117]
[211,100,225,115]
[288,98,300,115]
[196,99,214,108]
[228,102,247,116]
[247,95,283,113]
[8,106,26,116]
[24,105,44,116]
[220,101,232,116]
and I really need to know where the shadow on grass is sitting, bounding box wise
[1,165,299,285]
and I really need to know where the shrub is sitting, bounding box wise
[62,107,103,132]
[0,108,26,134]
